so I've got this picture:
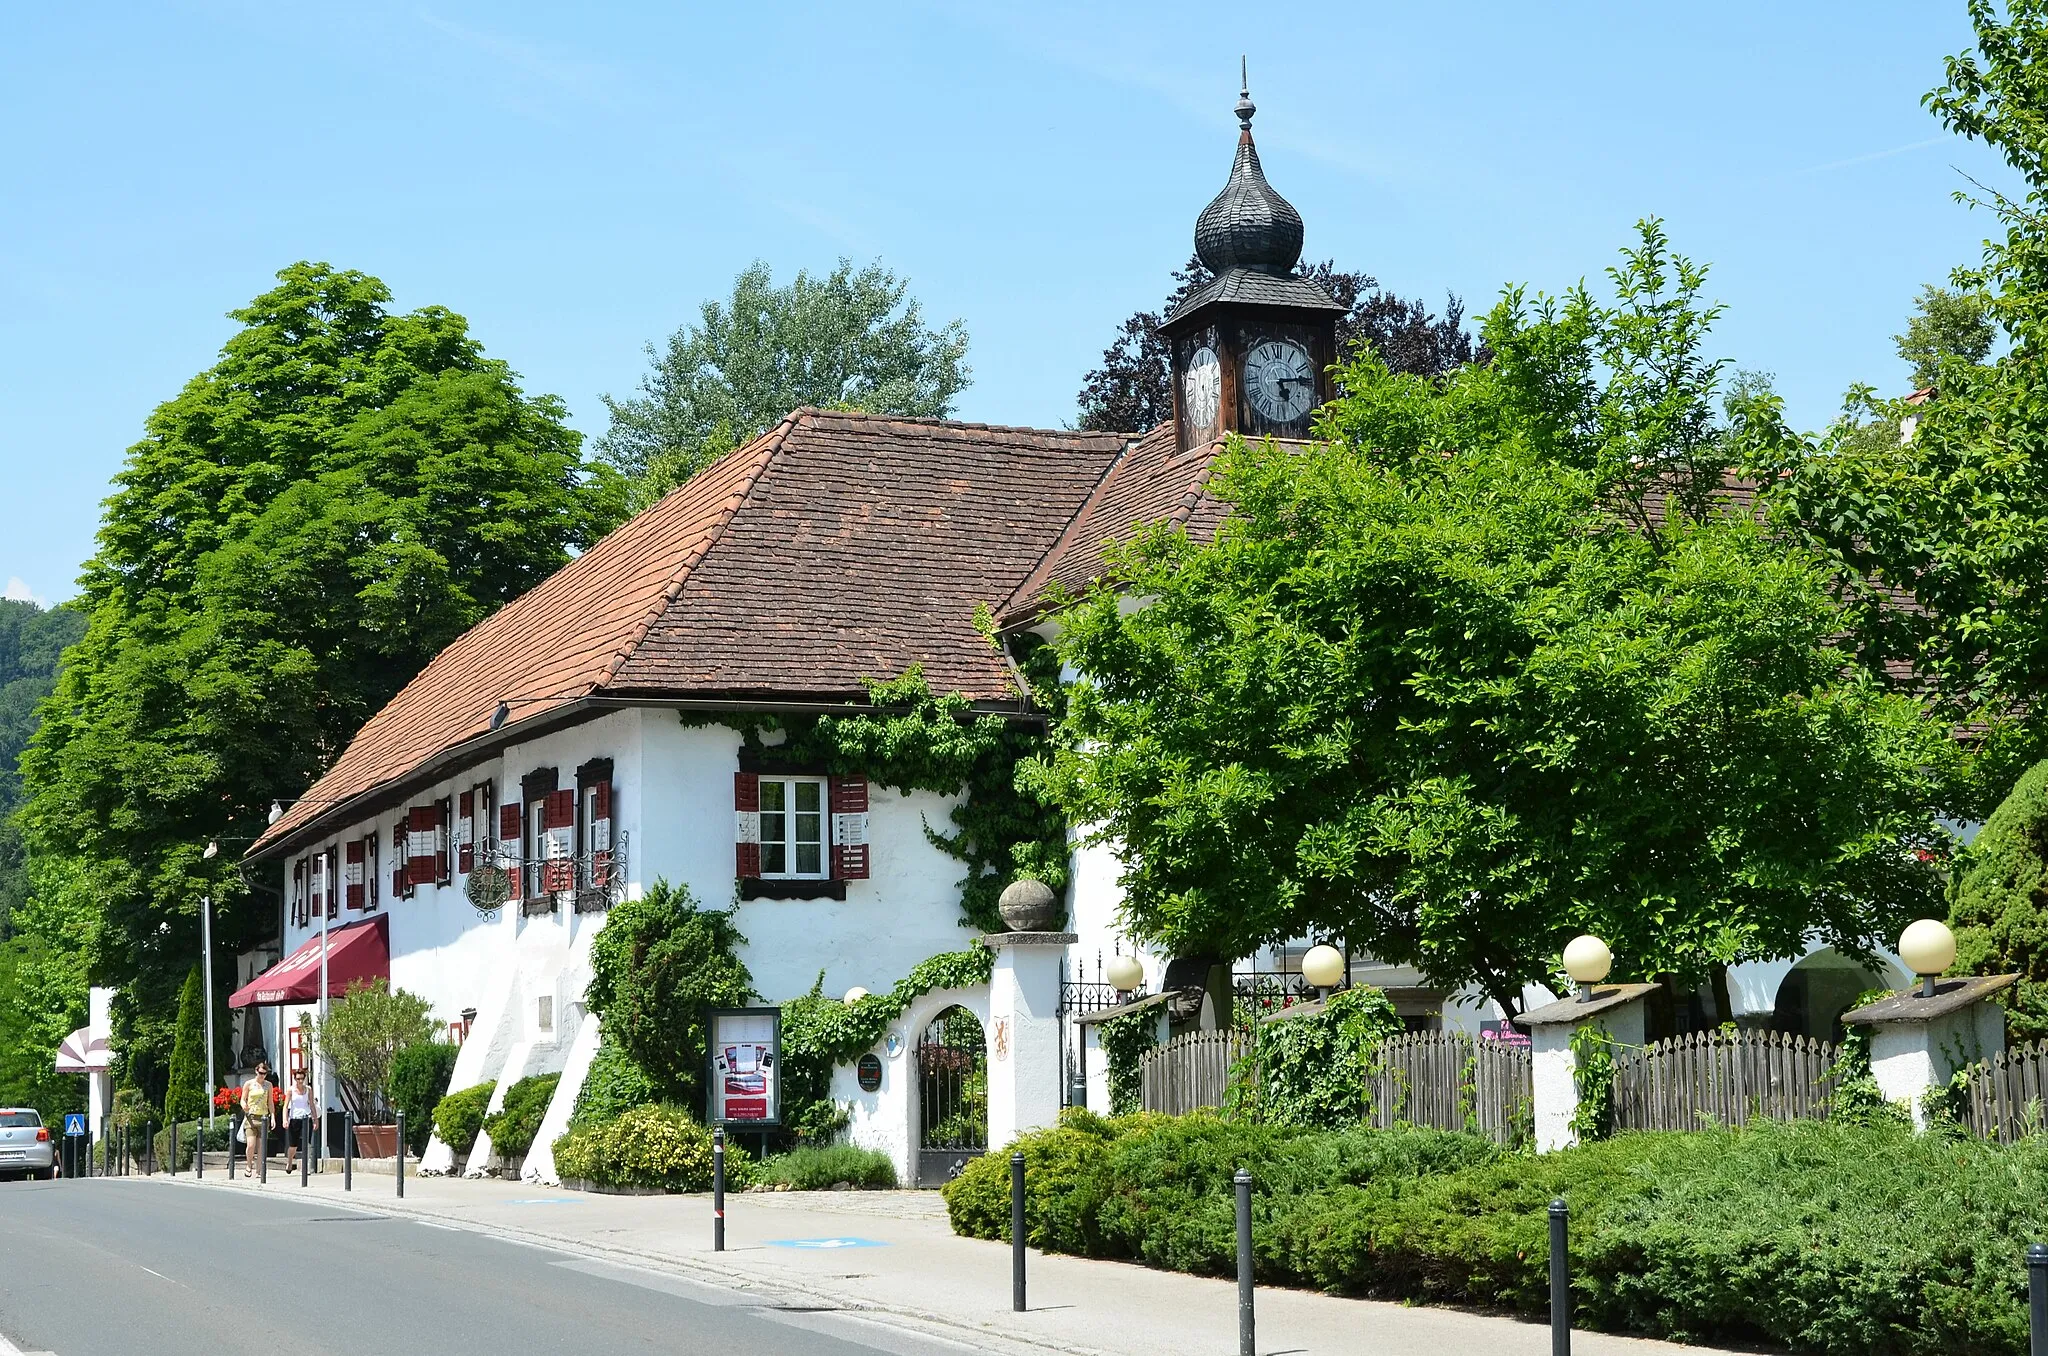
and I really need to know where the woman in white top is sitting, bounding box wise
[283,1072,316,1173]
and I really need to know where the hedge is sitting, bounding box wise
[432,1081,496,1157]
[944,1111,2048,1355]
[390,1041,459,1156]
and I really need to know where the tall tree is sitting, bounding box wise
[19,262,613,1106]
[1735,3,2048,794]
[1033,225,1962,1016]
[1075,256,1477,434]
[0,599,85,930]
[598,259,971,509]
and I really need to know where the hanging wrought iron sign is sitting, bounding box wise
[465,852,512,917]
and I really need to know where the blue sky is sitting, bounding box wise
[0,1,2015,606]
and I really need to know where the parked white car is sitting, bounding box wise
[0,1109,56,1180]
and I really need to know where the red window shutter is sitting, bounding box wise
[435,799,451,885]
[458,791,475,874]
[345,840,366,911]
[499,802,523,899]
[395,823,412,899]
[405,805,431,888]
[830,775,870,880]
[590,781,613,887]
[540,789,575,891]
[366,835,379,911]
[734,772,761,878]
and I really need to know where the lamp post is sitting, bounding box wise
[201,840,218,1129]
[1105,952,1144,996]
[1562,935,1612,1002]
[1899,918,1958,999]
[1301,944,1345,999]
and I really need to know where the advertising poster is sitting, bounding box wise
[709,1007,781,1126]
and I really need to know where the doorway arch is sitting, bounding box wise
[1770,949,1887,1041]
[915,1005,987,1188]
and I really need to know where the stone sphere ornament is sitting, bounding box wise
[1899,919,1958,978]
[1562,934,1613,987]
[1105,953,1145,993]
[997,878,1060,932]
[1301,944,1346,990]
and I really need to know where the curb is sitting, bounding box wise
[140,1174,1112,1356]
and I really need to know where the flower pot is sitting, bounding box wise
[353,1124,399,1159]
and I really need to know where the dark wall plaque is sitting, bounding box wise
[856,1052,883,1092]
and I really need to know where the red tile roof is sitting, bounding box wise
[252,410,1134,859]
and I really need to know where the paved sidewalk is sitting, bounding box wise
[146,1169,1771,1356]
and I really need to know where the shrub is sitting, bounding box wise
[1234,985,1403,1129]
[572,1035,658,1130]
[948,1112,2048,1355]
[151,1118,230,1172]
[584,880,753,1116]
[314,979,434,1122]
[483,1073,560,1159]
[551,1103,750,1192]
[163,966,209,1123]
[389,1041,459,1155]
[1953,757,2048,1040]
[756,1142,897,1190]
[433,1081,496,1156]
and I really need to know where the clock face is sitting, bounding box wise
[1244,339,1316,424]
[1182,345,1221,430]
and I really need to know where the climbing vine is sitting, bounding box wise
[779,946,997,1140]
[688,644,1068,934]
[1097,1008,1162,1116]
[1569,1024,1617,1142]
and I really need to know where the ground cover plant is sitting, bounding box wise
[944,1111,2048,1355]
[754,1142,897,1190]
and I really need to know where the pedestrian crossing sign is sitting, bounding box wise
[63,1113,86,1137]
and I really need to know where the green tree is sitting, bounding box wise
[161,966,208,1123]
[1737,4,2048,789]
[584,879,753,1117]
[597,259,970,507]
[314,979,433,1123]
[18,263,615,1108]
[0,853,94,1120]
[0,599,86,931]
[1951,758,2048,1040]
[1032,224,1964,1016]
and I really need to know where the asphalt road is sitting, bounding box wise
[0,1177,972,1356]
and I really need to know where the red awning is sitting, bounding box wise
[229,914,390,1009]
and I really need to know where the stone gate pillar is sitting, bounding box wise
[981,931,1076,1150]
[1842,973,2016,1130]
[1515,982,1657,1153]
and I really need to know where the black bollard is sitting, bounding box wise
[145,1121,153,1175]
[712,1127,726,1252]
[197,1123,204,1179]
[396,1112,405,1198]
[301,1128,309,1187]
[1011,1152,1028,1312]
[1235,1167,1254,1356]
[259,1116,268,1184]
[1550,1198,1572,1356]
[171,1122,179,1178]
[228,1119,235,1180]
[343,1113,353,1192]
[2030,1243,2048,1356]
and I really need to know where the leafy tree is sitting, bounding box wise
[584,879,753,1117]
[162,965,209,1122]
[1951,757,2048,1040]
[0,854,94,1120]
[1897,282,1996,390]
[598,259,970,507]
[0,600,85,931]
[314,978,433,1122]
[18,263,613,1109]
[1075,256,1477,433]
[1736,4,2048,786]
[1033,224,1963,1016]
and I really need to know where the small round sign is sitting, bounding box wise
[856,1052,883,1092]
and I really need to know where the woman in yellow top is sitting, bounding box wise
[240,1063,276,1175]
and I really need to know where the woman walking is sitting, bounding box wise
[283,1071,316,1174]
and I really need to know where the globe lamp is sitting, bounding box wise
[1105,953,1145,994]
[843,986,870,1005]
[1301,944,1346,992]
[1898,918,1957,998]
[1562,935,1613,999]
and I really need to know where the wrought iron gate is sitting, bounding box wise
[916,1006,987,1187]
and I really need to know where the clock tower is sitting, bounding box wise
[1161,75,1344,451]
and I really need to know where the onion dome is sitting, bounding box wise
[1193,72,1304,276]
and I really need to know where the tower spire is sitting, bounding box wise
[1237,58,1254,132]
[1193,68,1302,275]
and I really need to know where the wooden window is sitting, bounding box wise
[364,833,380,912]
[757,776,827,879]
[393,822,411,899]
[734,772,761,878]
[829,775,870,881]
[345,840,366,910]
[542,789,575,893]
[498,801,523,901]
[435,796,453,886]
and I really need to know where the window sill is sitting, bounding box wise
[740,878,847,901]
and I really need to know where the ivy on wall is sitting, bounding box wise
[780,945,997,1140]
[689,648,1069,935]
[1096,1008,1162,1116]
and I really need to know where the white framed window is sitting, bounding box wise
[758,776,827,879]
[528,798,548,899]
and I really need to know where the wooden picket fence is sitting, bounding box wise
[1965,1039,2048,1142]
[1611,1029,1838,1131]
[1140,1030,1248,1116]
[1368,1032,1532,1144]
